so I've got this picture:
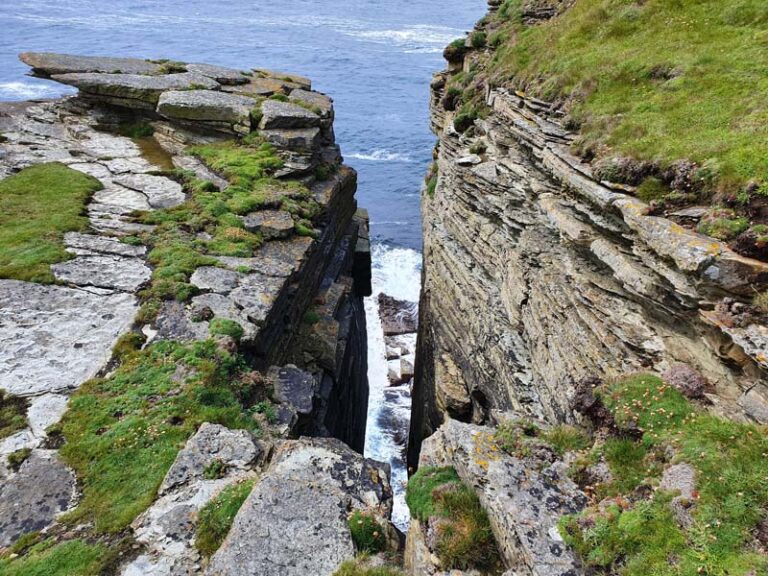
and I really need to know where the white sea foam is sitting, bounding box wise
[347,150,413,163]
[0,81,68,100]
[364,242,422,532]
[348,24,463,49]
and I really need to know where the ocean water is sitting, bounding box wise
[0,0,485,531]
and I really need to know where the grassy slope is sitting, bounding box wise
[489,0,768,192]
[560,375,768,576]
[0,163,102,283]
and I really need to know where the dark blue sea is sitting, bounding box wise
[0,0,485,530]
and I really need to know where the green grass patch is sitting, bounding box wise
[488,0,768,194]
[406,467,502,572]
[0,163,102,283]
[6,447,31,472]
[542,424,591,456]
[195,479,255,557]
[333,558,405,576]
[561,374,768,575]
[209,318,245,342]
[0,539,106,576]
[348,510,387,554]
[59,340,259,533]
[0,390,29,440]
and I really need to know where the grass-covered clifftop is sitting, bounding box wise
[447,0,768,260]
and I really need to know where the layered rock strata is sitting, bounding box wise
[410,5,768,466]
[0,52,377,572]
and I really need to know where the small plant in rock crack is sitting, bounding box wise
[348,510,387,554]
[203,458,228,480]
[251,401,278,424]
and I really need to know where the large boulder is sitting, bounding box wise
[259,99,321,130]
[377,293,418,336]
[157,90,257,134]
[206,438,392,576]
[419,419,587,576]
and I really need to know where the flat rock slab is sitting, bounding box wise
[289,89,333,117]
[64,232,146,257]
[92,183,153,213]
[20,52,162,76]
[0,280,138,396]
[259,99,320,130]
[254,69,311,91]
[228,273,287,326]
[52,254,151,292]
[186,64,250,85]
[189,266,243,294]
[50,72,219,107]
[377,293,418,335]
[268,365,317,415]
[114,173,185,209]
[206,438,391,576]
[0,450,76,547]
[240,210,294,239]
[261,127,320,151]
[160,423,261,494]
[157,90,256,128]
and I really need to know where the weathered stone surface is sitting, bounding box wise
[662,363,708,399]
[228,273,287,326]
[64,232,146,257]
[254,69,312,90]
[259,99,321,130]
[0,450,76,547]
[52,254,151,291]
[261,127,321,151]
[289,89,333,117]
[240,209,294,239]
[189,266,243,294]
[378,293,418,335]
[26,394,69,438]
[268,365,317,415]
[185,63,250,85]
[0,280,137,396]
[157,90,256,132]
[114,173,185,209]
[20,52,162,76]
[222,76,292,97]
[419,419,586,576]
[50,72,219,107]
[160,423,262,494]
[206,438,391,576]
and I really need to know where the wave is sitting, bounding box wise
[347,24,463,48]
[0,81,69,100]
[370,243,422,303]
[347,150,413,163]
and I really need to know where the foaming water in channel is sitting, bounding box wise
[364,243,422,531]
[0,0,486,530]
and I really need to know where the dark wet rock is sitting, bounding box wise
[206,438,391,576]
[662,363,708,399]
[0,450,76,547]
[377,293,418,336]
[259,99,321,130]
[50,72,219,108]
[20,52,162,76]
[157,90,256,134]
[571,377,615,430]
[160,423,262,494]
[268,365,317,415]
[240,210,294,239]
[185,63,250,85]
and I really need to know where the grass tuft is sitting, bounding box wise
[195,479,255,557]
[0,390,29,441]
[348,510,387,554]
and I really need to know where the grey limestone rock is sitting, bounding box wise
[0,450,76,547]
[189,266,243,294]
[240,209,295,239]
[205,438,391,576]
[289,88,333,117]
[259,99,321,130]
[268,365,317,415]
[20,52,162,76]
[52,254,151,292]
[157,90,256,133]
[185,63,250,85]
[113,173,185,209]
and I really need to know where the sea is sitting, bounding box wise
[0,0,486,531]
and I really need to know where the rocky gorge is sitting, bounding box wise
[2,1,768,575]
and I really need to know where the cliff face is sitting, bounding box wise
[0,53,379,574]
[410,6,768,463]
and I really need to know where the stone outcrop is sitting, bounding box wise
[410,419,586,576]
[206,437,392,576]
[410,17,768,468]
[0,52,374,565]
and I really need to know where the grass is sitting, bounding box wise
[58,339,259,533]
[488,0,768,195]
[209,318,245,342]
[0,163,102,283]
[7,447,32,471]
[195,479,255,557]
[542,424,591,456]
[0,390,29,440]
[406,467,502,572]
[333,558,405,576]
[0,539,106,576]
[348,510,387,554]
[560,374,768,575]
